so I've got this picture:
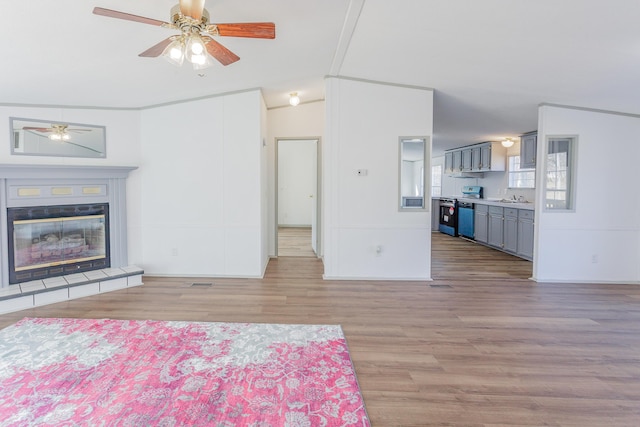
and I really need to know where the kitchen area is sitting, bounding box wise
[431,133,537,277]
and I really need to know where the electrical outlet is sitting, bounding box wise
[591,254,598,264]
[171,248,179,257]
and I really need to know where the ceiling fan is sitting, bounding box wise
[21,124,103,154]
[22,124,91,141]
[93,0,275,69]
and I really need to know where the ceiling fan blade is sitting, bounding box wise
[179,0,205,20]
[93,7,169,27]
[214,23,276,39]
[139,38,174,57]
[203,37,240,66]
[22,127,53,132]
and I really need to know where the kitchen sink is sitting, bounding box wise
[498,199,530,204]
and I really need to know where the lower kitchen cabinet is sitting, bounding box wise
[517,209,535,260]
[474,204,488,243]
[503,208,518,253]
[487,206,504,248]
[470,204,534,261]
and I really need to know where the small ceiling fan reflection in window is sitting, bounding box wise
[21,124,102,154]
[22,124,91,141]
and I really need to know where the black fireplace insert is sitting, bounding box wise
[7,203,110,284]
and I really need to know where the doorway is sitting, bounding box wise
[275,138,320,257]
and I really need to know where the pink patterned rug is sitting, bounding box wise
[0,317,369,426]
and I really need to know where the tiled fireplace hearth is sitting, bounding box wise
[0,164,141,314]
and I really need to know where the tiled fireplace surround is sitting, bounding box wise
[0,164,143,314]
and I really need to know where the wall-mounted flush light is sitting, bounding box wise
[501,138,514,148]
[289,92,300,106]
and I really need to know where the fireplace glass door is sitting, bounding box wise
[8,203,110,283]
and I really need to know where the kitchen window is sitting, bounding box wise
[508,155,535,189]
[431,164,442,196]
[544,136,576,211]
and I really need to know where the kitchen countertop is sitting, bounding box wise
[433,196,534,211]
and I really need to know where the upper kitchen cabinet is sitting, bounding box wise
[452,150,462,172]
[445,142,506,176]
[477,142,506,171]
[520,131,537,169]
[461,148,473,171]
[444,151,453,173]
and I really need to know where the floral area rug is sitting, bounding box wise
[0,317,369,426]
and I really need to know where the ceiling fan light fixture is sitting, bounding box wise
[191,52,213,70]
[162,39,185,66]
[186,34,206,56]
[289,92,300,106]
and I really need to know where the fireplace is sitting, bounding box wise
[7,203,110,284]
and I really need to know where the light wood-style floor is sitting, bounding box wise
[1,234,639,426]
[431,231,533,280]
[278,226,316,257]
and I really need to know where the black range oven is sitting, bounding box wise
[438,197,458,236]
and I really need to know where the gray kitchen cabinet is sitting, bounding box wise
[503,208,518,253]
[517,209,535,260]
[444,151,453,174]
[474,204,488,243]
[480,144,492,171]
[471,145,482,170]
[520,131,537,169]
[474,142,506,172]
[461,148,473,171]
[452,150,462,172]
[444,142,506,174]
[470,202,534,261]
[487,206,504,248]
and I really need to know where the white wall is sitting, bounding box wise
[0,106,141,166]
[267,101,324,256]
[278,140,316,226]
[534,105,640,283]
[138,90,266,277]
[324,77,433,280]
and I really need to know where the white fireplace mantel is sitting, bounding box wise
[0,164,138,288]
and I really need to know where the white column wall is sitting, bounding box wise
[139,90,265,277]
[534,105,640,283]
[324,78,433,280]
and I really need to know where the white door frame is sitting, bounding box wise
[275,137,321,257]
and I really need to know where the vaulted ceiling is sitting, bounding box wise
[3,0,639,154]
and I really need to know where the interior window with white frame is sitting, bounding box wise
[545,137,575,210]
[508,155,535,189]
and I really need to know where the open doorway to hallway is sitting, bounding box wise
[276,138,320,257]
